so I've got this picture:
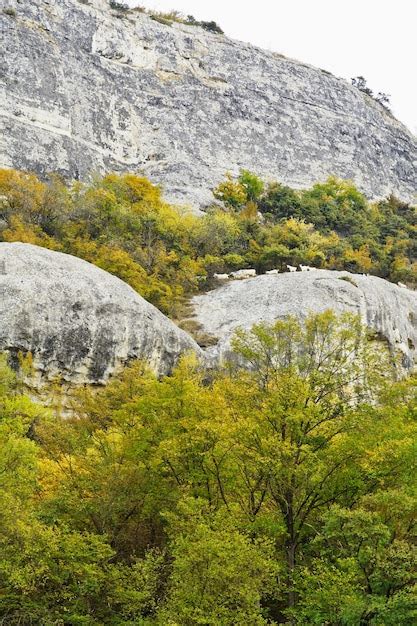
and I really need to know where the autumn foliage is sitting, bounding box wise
[1,169,415,324]
[0,312,415,623]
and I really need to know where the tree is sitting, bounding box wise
[300,176,370,236]
[351,76,374,97]
[351,77,391,112]
[213,170,264,210]
[154,313,399,616]
[213,173,248,210]
[258,182,303,220]
[294,490,417,624]
[161,500,277,625]
[224,313,392,610]
[238,170,264,203]
[200,20,224,34]
[375,91,391,111]
[2,169,415,311]
[109,1,129,11]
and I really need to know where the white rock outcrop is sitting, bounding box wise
[1,0,416,207]
[0,243,201,384]
[191,271,417,369]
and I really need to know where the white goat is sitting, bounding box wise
[213,273,230,281]
[265,269,279,275]
[398,282,408,289]
[286,264,297,273]
[230,269,257,279]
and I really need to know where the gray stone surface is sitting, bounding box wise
[1,0,416,208]
[0,242,201,384]
[191,270,417,369]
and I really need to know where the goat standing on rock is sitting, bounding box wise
[230,269,257,279]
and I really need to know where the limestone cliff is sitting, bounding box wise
[1,0,416,207]
[191,271,417,369]
[0,242,201,385]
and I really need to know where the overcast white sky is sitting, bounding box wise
[127,0,417,135]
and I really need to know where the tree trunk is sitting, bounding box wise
[285,496,297,613]
[287,540,297,610]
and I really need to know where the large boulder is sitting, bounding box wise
[0,242,202,384]
[191,270,417,369]
[1,0,416,206]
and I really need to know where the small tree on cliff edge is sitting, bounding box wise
[351,76,391,111]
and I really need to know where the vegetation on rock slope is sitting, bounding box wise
[0,311,416,624]
[109,1,224,34]
[0,166,416,622]
[0,169,415,322]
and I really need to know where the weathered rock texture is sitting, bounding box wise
[191,271,417,369]
[0,242,201,384]
[1,0,416,207]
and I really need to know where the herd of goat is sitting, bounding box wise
[213,264,316,281]
[212,267,411,290]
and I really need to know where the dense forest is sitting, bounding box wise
[0,170,416,624]
[0,169,415,321]
[0,311,416,624]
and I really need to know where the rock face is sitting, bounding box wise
[1,244,415,388]
[1,0,416,207]
[0,243,201,384]
[191,271,417,369]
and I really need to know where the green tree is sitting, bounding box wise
[238,169,264,203]
[300,176,371,236]
[258,182,303,220]
[161,499,277,625]
[213,173,248,210]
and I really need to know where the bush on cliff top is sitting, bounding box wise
[124,3,224,33]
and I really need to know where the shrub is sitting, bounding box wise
[109,0,128,12]
[184,15,224,34]
[150,15,173,26]
[2,7,16,16]
[200,20,224,34]
[338,275,359,288]
[124,7,224,34]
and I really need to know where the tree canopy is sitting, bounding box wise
[0,312,415,624]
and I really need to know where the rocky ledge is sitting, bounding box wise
[191,270,417,369]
